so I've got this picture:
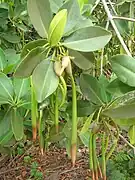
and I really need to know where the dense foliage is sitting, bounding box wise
[0,0,135,179]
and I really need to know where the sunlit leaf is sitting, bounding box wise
[110,55,135,87]
[48,9,67,46]
[63,26,112,52]
[128,125,135,144]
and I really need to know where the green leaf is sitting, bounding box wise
[67,100,98,117]
[110,54,135,87]
[69,49,94,70]
[113,118,135,127]
[32,57,59,102]
[0,48,7,71]
[49,0,63,13]
[99,74,111,103]
[63,26,112,52]
[0,72,14,104]
[0,108,11,138]
[2,33,21,43]
[48,9,67,47]
[14,47,46,78]
[27,0,52,38]
[103,103,135,119]
[21,39,47,59]
[11,108,24,141]
[80,73,105,105]
[0,130,13,146]
[128,125,135,145]
[79,131,90,147]
[13,78,30,100]
[80,113,94,133]
[107,78,135,97]
[61,0,87,36]
[78,0,84,11]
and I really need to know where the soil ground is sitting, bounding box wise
[0,145,91,180]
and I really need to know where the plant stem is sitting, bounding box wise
[60,76,67,98]
[59,83,66,108]
[70,75,77,167]
[112,16,135,22]
[102,132,106,180]
[119,134,135,153]
[89,133,95,180]
[55,88,59,133]
[92,134,98,180]
[39,110,44,155]
[30,77,37,141]
[101,0,132,57]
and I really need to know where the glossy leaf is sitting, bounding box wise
[110,55,135,87]
[32,58,59,102]
[0,72,14,104]
[128,125,135,144]
[13,78,30,100]
[11,108,24,141]
[14,47,46,78]
[69,49,94,70]
[103,103,135,119]
[0,48,7,71]
[21,39,47,59]
[27,0,52,38]
[80,73,105,105]
[48,9,67,46]
[63,26,112,52]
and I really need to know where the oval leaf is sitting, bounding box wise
[110,54,135,87]
[27,0,52,38]
[0,48,7,71]
[14,47,46,78]
[103,103,135,119]
[48,9,67,46]
[21,39,47,59]
[0,72,14,104]
[11,108,24,141]
[63,26,112,52]
[32,58,59,102]
[69,49,94,70]
[107,78,135,97]
[128,125,135,144]
[80,73,105,105]
[13,78,30,100]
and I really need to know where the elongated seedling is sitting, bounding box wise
[70,75,77,167]
[30,77,38,140]
[55,88,59,133]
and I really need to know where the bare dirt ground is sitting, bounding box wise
[0,145,91,180]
